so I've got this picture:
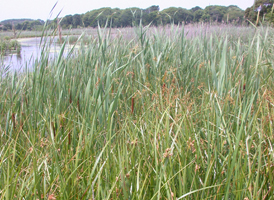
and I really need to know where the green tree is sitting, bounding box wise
[224,6,244,23]
[160,7,180,24]
[193,9,204,22]
[111,9,122,27]
[15,23,22,30]
[119,9,133,27]
[191,6,202,12]
[202,6,227,23]
[72,14,82,28]
[4,23,12,30]
[61,15,73,28]
[177,8,193,23]
[144,11,160,26]
[97,7,114,27]
[82,12,91,27]
[144,5,160,14]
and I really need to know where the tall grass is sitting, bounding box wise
[0,24,274,199]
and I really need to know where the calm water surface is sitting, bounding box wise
[2,37,69,71]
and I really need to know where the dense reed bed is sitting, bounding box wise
[0,24,274,199]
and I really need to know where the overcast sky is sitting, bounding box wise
[0,0,254,22]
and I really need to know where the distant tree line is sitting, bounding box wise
[0,19,45,31]
[0,5,247,31]
[60,5,245,28]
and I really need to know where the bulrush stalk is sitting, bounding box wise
[51,121,56,137]
[256,10,260,26]
[77,97,80,111]
[68,131,71,146]
[57,18,62,44]
[11,113,16,129]
[131,97,134,114]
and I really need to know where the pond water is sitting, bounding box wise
[1,37,70,72]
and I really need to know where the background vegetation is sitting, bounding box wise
[0,4,246,32]
[0,19,45,31]
[2,1,274,33]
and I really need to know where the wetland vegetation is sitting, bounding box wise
[0,23,274,199]
[0,37,21,56]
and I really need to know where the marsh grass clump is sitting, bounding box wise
[0,24,274,199]
[0,38,21,55]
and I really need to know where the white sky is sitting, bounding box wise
[0,0,254,22]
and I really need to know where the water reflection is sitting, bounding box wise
[1,37,63,71]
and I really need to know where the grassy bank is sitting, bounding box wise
[0,25,274,199]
